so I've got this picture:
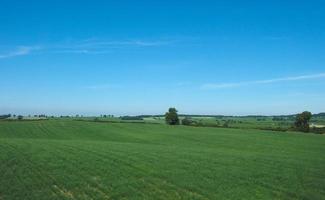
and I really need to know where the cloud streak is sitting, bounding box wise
[50,39,172,54]
[201,73,325,90]
[0,39,173,59]
[71,40,171,48]
[0,46,40,59]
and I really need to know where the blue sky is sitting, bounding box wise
[0,0,325,116]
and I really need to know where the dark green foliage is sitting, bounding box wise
[17,115,23,120]
[165,108,180,125]
[310,127,325,134]
[181,117,195,125]
[294,111,312,132]
[223,121,229,128]
[272,117,286,121]
[0,114,11,119]
[313,112,325,117]
[120,116,144,120]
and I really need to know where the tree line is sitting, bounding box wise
[165,108,319,133]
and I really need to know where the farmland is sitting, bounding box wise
[0,120,325,199]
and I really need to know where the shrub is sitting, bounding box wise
[182,117,193,126]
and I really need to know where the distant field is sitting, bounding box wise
[0,120,325,199]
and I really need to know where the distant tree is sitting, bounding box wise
[294,111,312,132]
[17,115,23,120]
[120,116,143,120]
[165,108,180,125]
[181,117,193,126]
[223,120,229,128]
[222,123,228,128]
[0,114,11,119]
[215,120,220,126]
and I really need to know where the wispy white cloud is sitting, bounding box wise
[0,38,173,59]
[73,40,171,48]
[0,46,41,59]
[201,73,325,90]
[49,38,173,55]
[50,49,113,55]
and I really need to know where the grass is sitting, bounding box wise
[0,120,325,199]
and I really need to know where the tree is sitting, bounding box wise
[165,108,180,125]
[223,121,229,128]
[17,115,23,120]
[182,117,193,126]
[0,114,11,119]
[294,111,312,132]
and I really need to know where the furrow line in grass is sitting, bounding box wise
[37,122,58,138]
[57,142,211,199]
[50,141,164,198]
[0,142,41,199]
[0,142,22,197]
[36,142,115,199]
[2,141,71,200]
[59,142,154,172]
[0,141,17,172]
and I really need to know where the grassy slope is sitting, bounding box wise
[0,120,324,200]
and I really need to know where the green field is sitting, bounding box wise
[1,120,325,199]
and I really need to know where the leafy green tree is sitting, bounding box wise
[294,111,312,132]
[182,117,193,126]
[17,115,23,120]
[165,108,180,125]
[223,121,229,128]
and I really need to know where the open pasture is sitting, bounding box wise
[0,120,325,199]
